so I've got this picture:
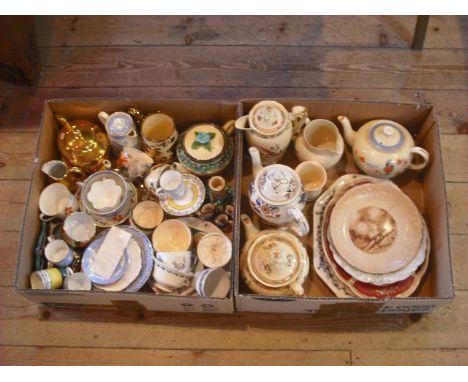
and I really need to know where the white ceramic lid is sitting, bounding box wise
[183,124,225,161]
[247,233,302,288]
[197,233,232,268]
[329,182,423,274]
[107,112,134,136]
[368,121,407,152]
[257,164,301,204]
[250,101,288,134]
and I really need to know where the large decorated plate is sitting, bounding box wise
[159,174,205,217]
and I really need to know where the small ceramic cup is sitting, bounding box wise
[63,272,92,291]
[152,219,192,252]
[197,233,232,269]
[152,259,192,292]
[117,146,154,181]
[156,170,186,200]
[194,268,230,298]
[30,268,63,290]
[214,213,232,232]
[295,161,327,202]
[196,203,216,221]
[39,183,79,220]
[130,200,164,234]
[44,239,75,267]
[156,251,194,273]
[63,212,96,248]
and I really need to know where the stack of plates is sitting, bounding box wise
[82,225,154,292]
[313,175,430,298]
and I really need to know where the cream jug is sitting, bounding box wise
[235,100,308,165]
[248,147,309,236]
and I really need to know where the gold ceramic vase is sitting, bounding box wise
[56,114,110,174]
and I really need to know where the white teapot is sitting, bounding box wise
[248,147,309,236]
[338,116,430,179]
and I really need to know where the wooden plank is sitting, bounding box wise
[0,180,30,232]
[441,135,468,182]
[0,232,19,287]
[23,46,468,90]
[0,286,467,351]
[447,183,468,235]
[353,349,468,365]
[0,132,37,179]
[450,235,468,291]
[1,87,467,135]
[35,16,468,50]
[0,346,350,365]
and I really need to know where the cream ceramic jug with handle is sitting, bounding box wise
[338,116,429,178]
[248,147,309,236]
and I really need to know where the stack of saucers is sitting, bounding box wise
[313,174,430,298]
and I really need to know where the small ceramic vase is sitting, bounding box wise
[248,147,309,236]
[176,121,234,177]
[235,101,308,165]
[295,119,344,170]
[338,116,430,178]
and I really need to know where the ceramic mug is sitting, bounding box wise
[30,268,63,290]
[44,239,75,267]
[128,108,178,163]
[117,146,154,180]
[62,212,96,248]
[156,251,194,273]
[39,183,79,220]
[295,161,328,202]
[152,219,192,252]
[152,259,192,291]
[156,170,186,200]
[98,111,139,155]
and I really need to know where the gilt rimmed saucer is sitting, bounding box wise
[159,174,205,217]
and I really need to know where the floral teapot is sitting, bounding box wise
[248,147,309,236]
[240,214,309,296]
[338,116,430,178]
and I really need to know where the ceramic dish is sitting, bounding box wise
[158,174,205,217]
[82,238,130,286]
[329,181,423,274]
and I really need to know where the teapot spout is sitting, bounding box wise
[241,214,260,240]
[249,147,264,177]
[337,115,356,147]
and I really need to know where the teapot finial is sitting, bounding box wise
[337,116,356,147]
[249,147,264,177]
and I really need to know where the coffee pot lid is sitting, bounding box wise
[250,101,288,134]
[247,233,301,288]
[257,165,301,204]
[182,124,225,162]
[369,121,406,152]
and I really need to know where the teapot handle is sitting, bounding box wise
[234,115,253,131]
[409,146,430,171]
[97,112,109,127]
[287,208,310,237]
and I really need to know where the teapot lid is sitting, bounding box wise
[250,101,288,134]
[256,164,301,204]
[107,112,134,136]
[182,124,225,162]
[247,233,301,288]
[369,121,406,152]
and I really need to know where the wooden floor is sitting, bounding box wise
[1,16,468,366]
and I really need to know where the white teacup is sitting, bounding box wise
[39,183,79,220]
[44,239,75,267]
[152,259,192,291]
[156,251,194,272]
[295,161,327,202]
[156,170,186,200]
[63,212,96,248]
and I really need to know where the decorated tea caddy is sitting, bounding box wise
[338,116,430,178]
[235,100,308,165]
[248,147,309,236]
[176,121,234,177]
[240,214,309,296]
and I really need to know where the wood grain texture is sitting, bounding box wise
[0,180,30,232]
[0,232,19,287]
[35,16,468,50]
[450,235,468,291]
[16,46,466,90]
[0,132,37,179]
[353,349,468,365]
[0,346,350,365]
[447,183,468,235]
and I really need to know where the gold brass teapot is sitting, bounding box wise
[56,114,110,174]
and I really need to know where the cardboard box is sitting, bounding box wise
[234,99,454,314]
[15,99,241,314]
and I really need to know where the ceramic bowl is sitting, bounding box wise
[197,233,232,269]
[130,200,164,232]
[152,219,192,252]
